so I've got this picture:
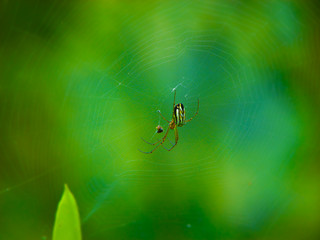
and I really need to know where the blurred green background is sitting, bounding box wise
[1,0,320,239]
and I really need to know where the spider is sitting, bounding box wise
[140,90,199,154]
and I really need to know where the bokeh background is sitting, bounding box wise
[1,0,320,239]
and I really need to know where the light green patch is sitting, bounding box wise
[52,184,82,240]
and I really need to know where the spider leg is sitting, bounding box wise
[162,127,178,151]
[161,136,174,150]
[185,98,199,123]
[158,111,170,123]
[139,127,171,154]
[141,137,162,146]
[172,90,176,115]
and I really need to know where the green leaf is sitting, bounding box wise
[52,184,82,240]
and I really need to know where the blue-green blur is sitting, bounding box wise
[1,0,320,239]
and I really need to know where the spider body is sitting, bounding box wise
[173,103,185,127]
[140,91,199,154]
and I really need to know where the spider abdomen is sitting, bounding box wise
[174,103,185,127]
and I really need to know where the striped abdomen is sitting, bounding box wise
[174,103,185,127]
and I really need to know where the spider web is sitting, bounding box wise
[1,0,317,239]
[70,0,301,236]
